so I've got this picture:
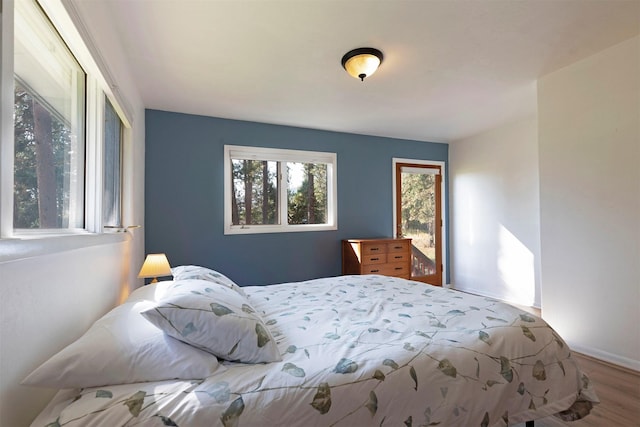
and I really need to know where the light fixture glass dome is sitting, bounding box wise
[341,48,383,81]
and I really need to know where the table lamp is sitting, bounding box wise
[138,253,171,283]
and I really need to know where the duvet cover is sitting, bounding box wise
[30,273,598,426]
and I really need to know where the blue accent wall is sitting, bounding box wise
[145,109,449,286]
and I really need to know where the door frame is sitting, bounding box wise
[392,158,447,285]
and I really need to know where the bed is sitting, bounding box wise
[27,266,598,426]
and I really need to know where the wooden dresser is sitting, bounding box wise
[342,238,412,279]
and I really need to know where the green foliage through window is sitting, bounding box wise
[287,162,327,225]
[13,82,76,228]
[231,159,278,226]
[231,160,328,226]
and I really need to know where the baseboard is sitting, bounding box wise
[451,284,541,309]
[566,341,640,373]
[451,284,639,373]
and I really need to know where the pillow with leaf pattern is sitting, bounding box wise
[141,279,281,364]
[171,265,247,298]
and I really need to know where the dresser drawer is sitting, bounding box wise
[387,241,410,253]
[387,252,409,263]
[362,254,387,265]
[381,262,410,278]
[361,264,386,274]
[361,243,387,255]
[363,262,410,277]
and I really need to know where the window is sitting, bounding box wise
[1,0,130,239]
[103,97,122,227]
[224,145,337,234]
[13,0,85,230]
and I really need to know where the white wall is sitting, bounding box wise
[0,238,130,425]
[0,0,146,425]
[538,36,640,370]
[450,116,542,307]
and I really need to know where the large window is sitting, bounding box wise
[2,0,129,238]
[224,145,337,234]
[13,0,85,230]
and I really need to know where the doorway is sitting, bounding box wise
[393,159,444,286]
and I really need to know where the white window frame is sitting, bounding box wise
[224,145,338,235]
[0,0,131,240]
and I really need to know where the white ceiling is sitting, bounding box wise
[76,0,639,143]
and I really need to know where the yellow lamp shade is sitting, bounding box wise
[341,47,384,81]
[138,253,171,283]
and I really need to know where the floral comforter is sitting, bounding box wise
[33,275,598,426]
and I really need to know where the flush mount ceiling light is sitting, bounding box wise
[341,47,383,81]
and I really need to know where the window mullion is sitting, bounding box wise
[0,2,15,238]
[279,162,288,227]
[326,162,336,227]
[68,69,86,230]
[85,76,103,233]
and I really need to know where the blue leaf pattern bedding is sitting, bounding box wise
[32,275,597,426]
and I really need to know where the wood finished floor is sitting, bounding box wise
[509,306,640,427]
[512,352,640,427]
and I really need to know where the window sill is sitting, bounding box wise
[224,224,338,235]
[0,232,129,263]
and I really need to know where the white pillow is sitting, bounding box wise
[125,280,168,303]
[22,299,219,389]
[171,265,247,297]
[126,280,175,304]
[141,280,281,364]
